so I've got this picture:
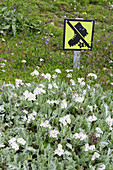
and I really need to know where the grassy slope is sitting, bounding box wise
[0,0,113,91]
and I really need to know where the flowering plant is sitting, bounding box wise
[0,74,112,169]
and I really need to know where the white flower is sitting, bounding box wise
[73,132,87,140]
[0,63,5,67]
[23,90,29,100]
[39,84,45,88]
[87,105,93,112]
[27,92,36,101]
[17,138,26,145]
[50,129,60,138]
[65,69,73,72]
[2,38,5,41]
[66,73,72,78]
[79,81,85,87]
[105,116,113,130]
[87,73,97,79]
[85,143,96,151]
[79,132,87,140]
[55,69,61,73]
[11,142,19,151]
[75,96,84,103]
[54,144,64,156]
[40,58,44,61]
[2,70,5,72]
[51,22,54,25]
[70,79,75,85]
[84,143,89,151]
[52,74,57,79]
[30,70,39,76]
[73,133,80,139]
[48,84,52,89]
[61,99,67,109]
[27,114,35,123]
[21,115,27,121]
[53,82,58,88]
[32,110,37,116]
[98,164,106,170]
[25,83,31,87]
[64,115,71,124]
[78,78,84,82]
[21,60,26,63]
[59,117,67,126]
[40,120,51,129]
[15,79,24,88]
[8,138,16,144]
[95,127,103,134]
[44,73,51,82]
[87,115,97,122]
[91,152,100,160]
[34,87,46,95]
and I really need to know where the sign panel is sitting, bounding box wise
[63,19,95,51]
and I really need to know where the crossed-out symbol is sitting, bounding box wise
[66,20,91,49]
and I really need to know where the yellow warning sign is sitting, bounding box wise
[63,19,95,50]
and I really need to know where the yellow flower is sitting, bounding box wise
[53,36,55,38]
[26,157,30,160]
[29,3,31,5]
[82,12,87,15]
[96,45,98,47]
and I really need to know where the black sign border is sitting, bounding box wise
[63,19,95,51]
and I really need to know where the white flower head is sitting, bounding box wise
[53,82,58,88]
[21,60,26,63]
[59,117,67,126]
[40,58,44,61]
[48,84,52,89]
[23,90,29,100]
[54,144,64,156]
[65,69,73,72]
[8,138,16,144]
[95,127,103,134]
[34,87,46,95]
[17,138,26,145]
[27,92,36,101]
[11,142,19,151]
[66,73,72,78]
[15,79,24,88]
[52,74,57,79]
[55,69,61,73]
[61,99,67,109]
[98,164,106,170]
[44,73,51,82]
[91,152,100,160]
[75,96,84,103]
[30,70,39,76]
[87,115,97,122]
[87,73,97,79]
[70,79,75,85]
[50,129,60,138]
[40,120,51,129]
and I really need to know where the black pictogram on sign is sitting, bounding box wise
[63,19,95,51]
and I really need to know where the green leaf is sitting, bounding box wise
[1,25,10,30]
[1,7,7,12]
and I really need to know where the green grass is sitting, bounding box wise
[0,0,113,91]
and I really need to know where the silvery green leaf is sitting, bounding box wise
[0,144,5,148]
[66,143,72,150]
[1,7,7,12]
[25,147,36,152]
[64,151,72,156]
[2,25,10,30]
[99,141,109,147]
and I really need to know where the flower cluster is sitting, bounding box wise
[54,144,64,156]
[73,132,87,140]
[59,115,71,126]
[8,137,26,151]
